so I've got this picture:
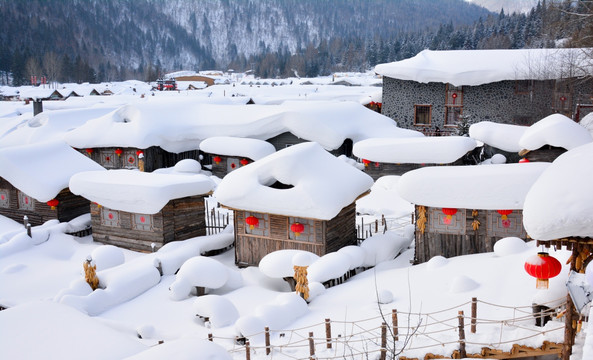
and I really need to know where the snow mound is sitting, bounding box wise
[519,113,593,151]
[308,282,326,300]
[377,289,394,304]
[307,252,352,283]
[337,245,366,269]
[259,250,319,278]
[490,153,506,164]
[493,237,529,257]
[426,256,448,271]
[91,245,125,271]
[136,325,156,339]
[469,121,527,152]
[359,231,413,267]
[123,338,231,360]
[169,256,229,301]
[173,159,202,173]
[449,275,479,293]
[193,295,240,328]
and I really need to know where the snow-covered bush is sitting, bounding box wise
[169,256,229,301]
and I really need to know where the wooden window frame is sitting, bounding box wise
[0,189,10,208]
[132,213,153,231]
[414,105,432,126]
[18,191,34,211]
[101,208,120,227]
[444,106,463,127]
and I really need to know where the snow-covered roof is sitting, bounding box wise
[18,88,62,101]
[0,140,105,202]
[397,163,550,210]
[63,100,422,154]
[199,136,276,160]
[375,48,593,87]
[519,113,593,151]
[353,136,476,164]
[523,142,593,240]
[214,142,374,220]
[469,121,527,153]
[69,169,215,214]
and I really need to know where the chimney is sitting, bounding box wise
[33,99,43,116]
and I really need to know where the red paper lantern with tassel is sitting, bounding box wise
[240,158,249,166]
[441,208,457,225]
[213,156,222,164]
[115,148,123,157]
[47,199,59,210]
[291,222,305,237]
[245,216,259,230]
[524,252,562,289]
[362,159,371,167]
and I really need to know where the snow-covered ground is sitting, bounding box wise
[0,75,591,359]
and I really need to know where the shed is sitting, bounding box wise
[69,162,215,252]
[214,142,374,267]
[352,136,477,179]
[199,137,276,178]
[398,162,550,264]
[0,140,105,226]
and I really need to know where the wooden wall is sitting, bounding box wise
[325,202,358,253]
[90,195,206,252]
[208,155,252,179]
[79,146,200,172]
[362,158,467,180]
[524,146,566,163]
[414,205,527,264]
[0,178,88,226]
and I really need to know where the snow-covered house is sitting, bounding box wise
[0,141,105,226]
[69,160,215,252]
[375,48,593,132]
[469,121,528,162]
[352,136,478,179]
[398,162,550,264]
[523,141,593,360]
[199,137,276,178]
[214,142,374,267]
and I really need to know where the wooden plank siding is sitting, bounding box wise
[414,205,527,264]
[90,195,207,252]
[0,178,89,226]
[79,146,200,172]
[362,158,465,181]
[234,202,357,267]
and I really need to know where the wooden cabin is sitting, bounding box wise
[0,141,105,228]
[78,146,200,172]
[398,162,551,264]
[69,166,215,252]
[214,142,374,267]
[199,137,276,178]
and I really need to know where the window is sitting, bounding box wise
[0,189,9,208]
[445,84,463,126]
[101,150,116,169]
[123,149,138,169]
[132,213,153,231]
[414,105,432,125]
[288,217,316,243]
[244,212,270,237]
[101,208,120,227]
[445,106,462,126]
[18,191,34,211]
[227,157,240,172]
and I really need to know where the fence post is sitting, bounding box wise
[208,333,213,342]
[392,309,399,341]
[325,318,332,349]
[265,326,271,355]
[458,311,467,358]
[471,297,477,334]
[380,322,387,360]
[26,223,32,237]
[309,331,315,359]
[375,219,379,232]
[245,339,251,360]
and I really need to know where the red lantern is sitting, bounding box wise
[291,222,305,237]
[240,158,249,166]
[374,162,380,168]
[497,210,513,220]
[47,199,59,210]
[245,216,259,230]
[115,148,123,157]
[362,159,371,167]
[136,150,144,156]
[524,252,562,289]
[442,208,457,224]
[85,148,93,155]
[519,158,530,163]
[213,156,222,164]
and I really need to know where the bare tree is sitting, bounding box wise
[25,57,41,84]
[42,52,62,86]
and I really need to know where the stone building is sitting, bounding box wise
[375,48,593,133]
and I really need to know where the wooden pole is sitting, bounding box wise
[26,223,31,237]
[563,245,580,360]
[471,297,477,334]
[325,318,332,349]
[308,331,315,359]
[458,311,467,358]
[208,333,213,342]
[265,326,271,355]
[245,339,251,360]
[392,309,399,341]
[380,322,387,360]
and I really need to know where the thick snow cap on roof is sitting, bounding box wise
[519,113,593,151]
[69,169,215,214]
[199,137,276,160]
[214,142,374,220]
[523,142,593,240]
[398,163,550,210]
[353,136,476,164]
[375,48,593,86]
[469,121,528,153]
[0,140,105,202]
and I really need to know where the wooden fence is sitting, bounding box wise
[204,200,232,235]
[357,213,413,242]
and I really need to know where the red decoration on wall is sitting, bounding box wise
[240,158,249,166]
[231,163,236,169]
[245,216,259,230]
[451,92,458,104]
[85,148,93,155]
[524,252,562,289]
[374,162,380,168]
[441,208,457,225]
[213,156,222,164]
[291,222,305,237]
[362,159,371,167]
[46,199,59,210]
[497,209,513,228]
[519,158,530,163]
[115,148,123,157]
[140,216,146,223]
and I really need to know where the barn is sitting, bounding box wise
[69,160,215,252]
[398,162,550,264]
[214,142,374,267]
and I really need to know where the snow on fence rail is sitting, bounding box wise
[199,296,566,360]
[357,213,413,241]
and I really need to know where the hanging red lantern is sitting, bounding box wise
[442,208,457,225]
[136,150,144,156]
[46,199,59,210]
[245,216,259,230]
[519,158,530,163]
[497,210,513,220]
[213,156,222,164]
[115,148,123,157]
[524,252,562,289]
[85,148,93,155]
[291,222,305,237]
[374,162,380,168]
[362,159,371,167]
[240,158,249,166]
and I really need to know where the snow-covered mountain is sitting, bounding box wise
[465,0,540,14]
